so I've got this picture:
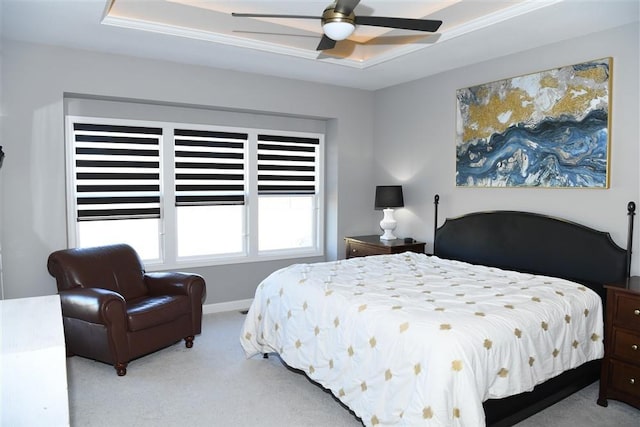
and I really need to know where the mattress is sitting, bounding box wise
[241,252,604,426]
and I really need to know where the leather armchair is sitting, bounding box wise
[47,243,206,376]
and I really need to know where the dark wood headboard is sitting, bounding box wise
[433,194,635,292]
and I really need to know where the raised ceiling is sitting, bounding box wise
[103,0,535,66]
[2,0,639,90]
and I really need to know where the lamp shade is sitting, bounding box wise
[374,185,404,210]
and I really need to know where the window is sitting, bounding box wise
[174,128,247,258]
[257,134,320,251]
[66,116,324,268]
[70,122,162,260]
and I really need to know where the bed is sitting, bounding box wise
[241,195,636,426]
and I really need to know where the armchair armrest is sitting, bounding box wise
[59,287,126,324]
[144,272,207,303]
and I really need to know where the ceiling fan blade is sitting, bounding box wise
[316,34,337,51]
[355,16,442,33]
[334,0,361,16]
[231,13,319,20]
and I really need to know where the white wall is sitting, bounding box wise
[0,2,4,298]
[0,1,5,299]
[0,40,374,301]
[373,23,640,274]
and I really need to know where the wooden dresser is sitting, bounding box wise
[598,276,640,409]
[344,235,425,259]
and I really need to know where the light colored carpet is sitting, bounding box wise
[67,311,639,426]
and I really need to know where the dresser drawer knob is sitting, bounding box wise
[635,309,640,316]
[633,344,639,351]
[631,378,636,385]
[352,248,357,253]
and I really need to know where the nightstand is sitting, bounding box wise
[344,235,426,259]
[598,276,640,409]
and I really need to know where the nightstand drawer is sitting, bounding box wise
[348,241,385,257]
[614,293,640,331]
[344,235,426,259]
[613,329,640,363]
[608,359,640,398]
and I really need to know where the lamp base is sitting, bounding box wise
[380,230,397,240]
[379,208,398,240]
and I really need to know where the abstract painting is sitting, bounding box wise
[456,58,611,188]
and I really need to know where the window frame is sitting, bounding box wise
[65,115,324,270]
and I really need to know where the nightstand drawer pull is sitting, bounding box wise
[633,344,639,351]
[635,309,640,316]
[630,378,636,385]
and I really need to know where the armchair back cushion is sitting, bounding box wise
[47,244,148,300]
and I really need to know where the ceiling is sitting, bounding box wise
[2,0,639,90]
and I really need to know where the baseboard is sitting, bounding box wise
[203,298,253,314]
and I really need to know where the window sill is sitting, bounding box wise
[144,248,324,272]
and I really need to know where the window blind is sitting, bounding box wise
[174,129,247,206]
[257,134,319,195]
[72,122,162,221]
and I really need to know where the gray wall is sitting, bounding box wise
[0,40,374,301]
[2,22,638,303]
[373,23,640,274]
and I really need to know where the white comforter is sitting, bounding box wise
[240,252,604,426]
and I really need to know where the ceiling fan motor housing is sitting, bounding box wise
[321,4,356,40]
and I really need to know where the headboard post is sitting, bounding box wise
[627,201,636,278]
[433,194,440,253]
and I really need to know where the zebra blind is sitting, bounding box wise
[174,129,247,206]
[72,122,162,221]
[257,134,319,195]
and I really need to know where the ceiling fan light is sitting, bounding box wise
[322,21,355,41]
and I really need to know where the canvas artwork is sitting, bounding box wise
[455,58,611,188]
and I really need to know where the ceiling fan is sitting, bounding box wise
[232,0,443,51]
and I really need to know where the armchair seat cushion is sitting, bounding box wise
[126,295,190,332]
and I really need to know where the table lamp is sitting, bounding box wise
[375,185,404,240]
